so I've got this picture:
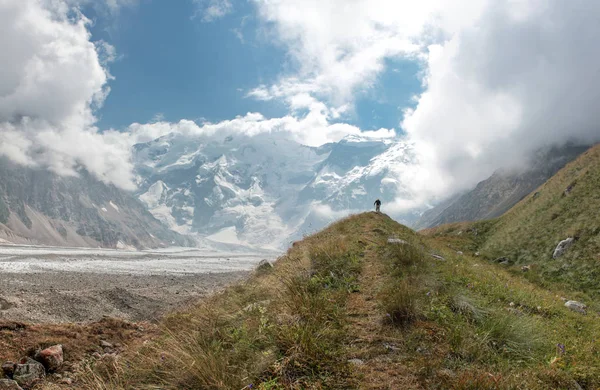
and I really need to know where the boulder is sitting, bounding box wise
[35,344,63,372]
[553,238,575,259]
[0,379,22,390]
[2,362,16,378]
[13,358,45,388]
[565,300,587,314]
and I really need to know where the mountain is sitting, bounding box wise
[424,143,600,297]
[133,132,422,249]
[414,144,589,230]
[0,157,192,249]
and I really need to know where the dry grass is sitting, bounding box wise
[70,212,600,389]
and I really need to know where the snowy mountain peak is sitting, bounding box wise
[133,132,422,249]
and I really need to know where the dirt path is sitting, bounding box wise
[345,227,422,389]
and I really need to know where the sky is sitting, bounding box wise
[1,0,600,203]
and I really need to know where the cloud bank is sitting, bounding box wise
[252,0,600,199]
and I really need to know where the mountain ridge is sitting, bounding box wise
[0,157,192,249]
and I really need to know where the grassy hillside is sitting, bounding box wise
[425,144,600,298]
[70,212,599,389]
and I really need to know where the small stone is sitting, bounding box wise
[387,238,408,244]
[36,344,63,371]
[2,362,16,378]
[92,352,102,359]
[553,238,575,259]
[13,358,45,388]
[509,302,515,307]
[456,251,463,255]
[521,265,531,272]
[348,358,364,366]
[100,340,113,348]
[0,379,22,390]
[431,254,445,261]
[474,252,480,256]
[565,300,587,314]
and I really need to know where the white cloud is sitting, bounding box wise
[0,0,134,189]
[251,0,487,105]
[126,103,396,148]
[192,0,233,22]
[403,0,600,197]
[252,0,600,202]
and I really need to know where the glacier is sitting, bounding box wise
[134,131,425,249]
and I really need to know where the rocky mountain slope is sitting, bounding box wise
[414,144,589,230]
[0,158,192,249]
[133,132,423,249]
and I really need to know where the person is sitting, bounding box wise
[374,199,381,212]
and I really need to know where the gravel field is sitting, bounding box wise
[0,245,275,323]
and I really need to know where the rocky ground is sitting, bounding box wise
[0,270,249,323]
[0,245,272,323]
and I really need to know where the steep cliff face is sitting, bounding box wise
[0,158,192,248]
[414,144,589,230]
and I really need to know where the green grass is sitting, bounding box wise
[76,212,600,390]
[423,144,600,301]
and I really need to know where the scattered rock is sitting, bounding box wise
[13,358,45,388]
[383,342,401,352]
[494,256,510,264]
[100,340,113,349]
[0,298,13,311]
[0,379,22,390]
[348,358,364,366]
[521,265,531,272]
[431,254,445,261]
[499,260,511,266]
[456,251,463,255]
[35,344,63,372]
[387,238,408,244]
[553,238,575,259]
[474,252,480,257]
[565,300,587,314]
[256,260,273,272]
[2,362,16,378]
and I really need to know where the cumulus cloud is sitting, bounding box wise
[0,0,134,189]
[126,104,396,148]
[192,0,233,22]
[252,0,600,201]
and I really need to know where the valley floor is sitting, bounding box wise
[0,245,272,323]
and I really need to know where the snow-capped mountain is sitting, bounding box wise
[133,132,422,249]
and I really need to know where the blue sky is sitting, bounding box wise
[84,0,423,133]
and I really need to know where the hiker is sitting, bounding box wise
[374,199,381,212]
